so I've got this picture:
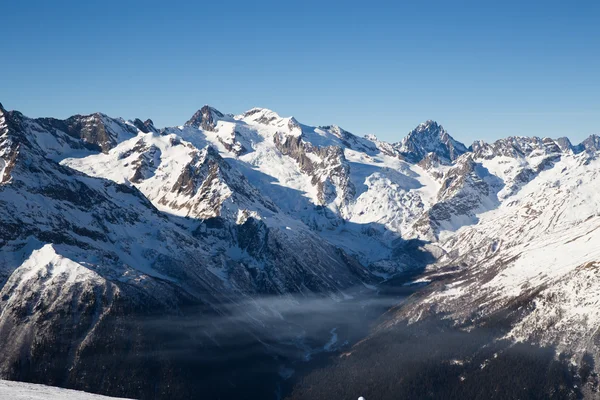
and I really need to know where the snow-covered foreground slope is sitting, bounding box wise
[0,380,130,400]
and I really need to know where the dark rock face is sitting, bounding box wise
[555,136,573,152]
[414,156,502,239]
[37,113,137,153]
[128,144,161,183]
[132,118,157,133]
[542,137,561,154]
[273,131,355,208]
[397,120,468,163]
[418,152,444,179]
[165,147,229,216]
[0,140,19,184]
[161,146,276,218]
[185,105,224,131]
[0,108,27,184]
[575,134,600,154]
[218,130,247,156]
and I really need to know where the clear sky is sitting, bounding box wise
[2,0,599,145]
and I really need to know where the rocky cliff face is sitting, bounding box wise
[397,120,468,163]
[273,129,355,213]
[0,105,19,184]
[185,105,224,131]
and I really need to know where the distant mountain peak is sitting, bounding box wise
[397,120,467,163]
[243,107,278,116]
[132,118,157,133]
[574,134,600,154]
[241,107,285,125]
[555,137,573,152]
[408,120,444,137]
[185,105,224,131]
[417,119,440,129]
[470,136,565,159]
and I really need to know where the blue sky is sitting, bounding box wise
[2,0,599,144]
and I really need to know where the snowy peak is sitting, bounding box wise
[166,145,232,210]
[67,113,137,152]
[397,120,467,163]
[31,112,139,153]
[240,107,285,126]
[555,136,574,152]
[575,134,600,153]
[470,136,563,159]
[185,105,225,131]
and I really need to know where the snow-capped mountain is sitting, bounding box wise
[401,146,600,351]
[397,120,468,163]
[287,133,600,400]
[289,131,600,399]
[3,100,600,398]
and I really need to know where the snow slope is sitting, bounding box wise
[391,142,600,360]
[0,380,131,399]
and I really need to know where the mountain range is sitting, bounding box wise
[2,101,600,399]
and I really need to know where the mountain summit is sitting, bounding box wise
[185,105,225,131]
[397,120,467,163]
